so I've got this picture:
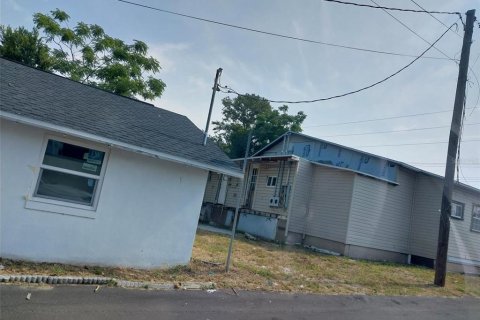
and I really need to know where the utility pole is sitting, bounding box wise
[226,129,253,272]
[434,9,475,287]
[203,68,223,146]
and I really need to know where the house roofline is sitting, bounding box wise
[256,131,480,193]
[231,155,300,162]
[0,57,192,121]
[1,112,243,178]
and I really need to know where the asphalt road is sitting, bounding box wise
[1,284,478,320]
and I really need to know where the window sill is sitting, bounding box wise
[450,216,464,221]
[25,198,96,219]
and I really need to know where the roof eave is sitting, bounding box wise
[1,111,243,178]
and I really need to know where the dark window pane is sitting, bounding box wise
[43,140,105,175]
[36,169,97,205]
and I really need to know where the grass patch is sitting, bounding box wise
[1,230,479,297]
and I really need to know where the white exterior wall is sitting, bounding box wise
[0,120,207,268]
[346,168,416,253]
[410,173,480,264]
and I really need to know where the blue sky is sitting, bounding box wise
[2,0,480,187]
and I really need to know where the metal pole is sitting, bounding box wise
[203,68,223,146]
[434,9,475,287]
[226,129,253,272]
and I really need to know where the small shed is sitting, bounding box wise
[0,58,242,268]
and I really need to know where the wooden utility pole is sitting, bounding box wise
[203,68,223,146]
[434,9,476,287]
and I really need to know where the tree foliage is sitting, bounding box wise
[0,9,165,100]
[213,94,306,158]
[0,26,52,70]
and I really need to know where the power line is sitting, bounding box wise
[409,0,463,39]
[304,107,475,127]
[408,162,480,166]
[117,0,453,60]
[318,122,480,138]
[321,0,462,17]
[370,0,456,62]
[220,22,454,104]
[373,0,480,114]
[354,139,480,148]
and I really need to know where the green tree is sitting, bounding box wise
[212,94,306,158]
[0,26,52,70]
[0,9,165,100]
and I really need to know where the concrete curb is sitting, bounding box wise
[0,274,215,291]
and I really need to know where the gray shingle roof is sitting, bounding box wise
[0,58,241,176]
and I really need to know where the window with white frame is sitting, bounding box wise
[471,205,480,233]
[33,139,107,207]
[451,201,464,220]
[266,176,277,187]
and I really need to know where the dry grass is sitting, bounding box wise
[2,230,479,297]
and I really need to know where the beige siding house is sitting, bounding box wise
[202,132,480,273]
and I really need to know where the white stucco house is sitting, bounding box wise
[0,58,242,268]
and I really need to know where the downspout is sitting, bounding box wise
[407,172,418,264]
[284,160,300,238]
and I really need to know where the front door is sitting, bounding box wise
[245,167,258,208]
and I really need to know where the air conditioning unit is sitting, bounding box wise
[269,196,280,207]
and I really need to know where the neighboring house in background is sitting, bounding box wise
[0,58,242,268]
[202,131,480,274]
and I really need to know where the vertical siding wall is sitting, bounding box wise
[449,188,480,263]
[290,164,355,244]
[287,159,314,234]
[410,174,441,259]
[346,168,415,254]
[203,172,221,203]
[307,166,355,242]
[410,174,480,264]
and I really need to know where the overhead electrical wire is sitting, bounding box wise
[303,107,476,127]
[321,0,462,18]
[354,139,480,148]
[370,0,457,62]
[317,122,480,138]
[408,162,480,166]
[373,0,480,116]
[117,0,453,60]
[220,23,455,104]
[409,0,463,39]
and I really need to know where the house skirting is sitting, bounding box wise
[344,245,409,264]
[446,262,480,275]
[286,232,409,264]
